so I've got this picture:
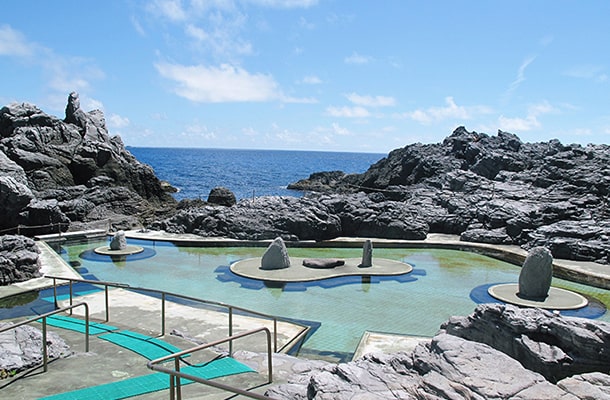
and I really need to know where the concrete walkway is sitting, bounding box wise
[1,288,307,399]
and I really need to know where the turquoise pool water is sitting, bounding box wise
[59,238,610,360]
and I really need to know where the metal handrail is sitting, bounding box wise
[45,275,286,353]
[147,327,276,400]
[0,302,90,372]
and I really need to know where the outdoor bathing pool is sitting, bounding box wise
[57,238,610,361]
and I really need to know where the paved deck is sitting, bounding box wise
[1,288,306,399]
[1,230,609,399]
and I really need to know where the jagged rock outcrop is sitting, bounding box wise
[0,94,176,235]
[441,303,610,383]
[286,127,610,264]
[265,304,610,399]
[207,186,236,207]
[152,192,428,241]
[0,235,40,284]
[0,323,70,374]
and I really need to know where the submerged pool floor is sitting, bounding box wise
[60,238,610,360]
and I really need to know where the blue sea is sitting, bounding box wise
[128,147,385,201]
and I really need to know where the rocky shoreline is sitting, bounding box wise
[263,304,610,399]
[154,127,610,265]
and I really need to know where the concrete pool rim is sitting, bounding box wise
[115,230,610,291]
[1,230,607,301]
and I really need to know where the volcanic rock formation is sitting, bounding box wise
[265,304,610,399]
[155,127,610,264]
[0,93,177,235]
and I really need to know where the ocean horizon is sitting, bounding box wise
[128,147,385,201]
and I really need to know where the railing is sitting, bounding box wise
[0,302,91,373]
[147,327,276,400]
[45,275,284,354]
[0,218,116,236]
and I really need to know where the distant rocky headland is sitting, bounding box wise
[2,94,610,273]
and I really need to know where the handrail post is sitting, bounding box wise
[175,357,182,400]
[228,307,233,357]
[42,317,48,372]
[104,285,109,322]
[267,328,273,384]
[274,318,278,353]
[85,303,90,352]
[161,292,166,336]
[52,278,58,308]
[169,374,175,400]
[69,281,73,315]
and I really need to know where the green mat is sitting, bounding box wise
[38,315,118,335]
[98,330,186,360]
[38,357,255,400]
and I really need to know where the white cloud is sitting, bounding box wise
[246,0,319,8]
[563,65,608,83]
[84,98,104,112]
[242,126,258,137]
[130,16,146,36]
[300,75,322,84]
[45,56,105,95]
[498,101,556,132]
[183,122,217,140]
[505,55,536,98]
[498,115,540,132]
[331,122,350,136]
[155,62,281,102]
[185,24,209,41]
[0,25,34,57]
[326,106,370,118]
[108,114,131,128]
[346,93,395,107]
[0,25,105,112]
[146,0,187,22]
[404,97,487,124]
[150,112,167,120]
[344,52,372,64]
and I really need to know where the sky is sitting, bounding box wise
[1,1,609,154]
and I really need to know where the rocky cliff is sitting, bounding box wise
[154,127,610,264]
[0,93,176,235]
[265,304,610,399]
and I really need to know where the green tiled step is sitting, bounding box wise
[39,357,255,400]
[38,315,117,335]
[98,330,187,360]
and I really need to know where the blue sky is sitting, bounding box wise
[1,1,609,153]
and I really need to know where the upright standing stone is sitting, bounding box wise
[109,230,127,250]
[261,237,291,270]
[360,239,373,267]
[518,246,553,300]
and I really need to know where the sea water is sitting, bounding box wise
[127,147,385,201]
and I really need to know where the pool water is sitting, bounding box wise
[59,238,610,360]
